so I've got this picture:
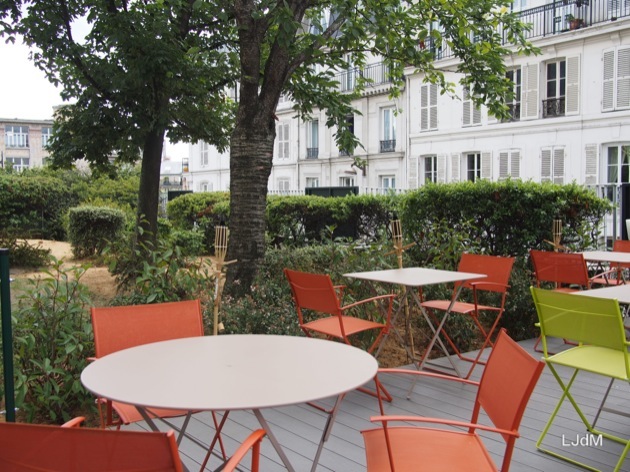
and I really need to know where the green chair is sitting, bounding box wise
[531,287,630,472]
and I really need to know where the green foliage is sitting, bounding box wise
[0,234,51,268]
[0,173,80,239]
[169,229,207,257]
[67,206,126,259]
[9,259,95,423]
[108,237,213,306]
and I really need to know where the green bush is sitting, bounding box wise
[9,260,96,423]
[170,229,206,256]
[67,206,126,258]
[0,234,51,268]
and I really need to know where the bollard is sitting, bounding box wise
[0,248,15,422]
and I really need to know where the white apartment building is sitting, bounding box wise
[188,0,630,230]
[0,118,54,170]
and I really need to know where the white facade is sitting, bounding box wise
[188,1,630,198]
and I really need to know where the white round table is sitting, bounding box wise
[81,334,378,471]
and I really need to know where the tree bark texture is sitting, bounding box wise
[136,127,166,248]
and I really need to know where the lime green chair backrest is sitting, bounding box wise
[530,286,627,352]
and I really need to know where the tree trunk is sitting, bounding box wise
[226,118,275,296]
[136,127,166,249]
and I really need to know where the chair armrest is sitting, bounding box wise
[341,294,396,312]
[377,368,480,388]
[223,429,266,470]
[61,417,86,428]
[589,268,622,282]
[369,415,519,438]
[469,281,510,291]
[87,357,97,362]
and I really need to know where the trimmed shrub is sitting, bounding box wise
[0,234,51,267]
[67,206,126,258]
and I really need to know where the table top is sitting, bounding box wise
[574,284,630,304]
[344,267,486,288]
[581,251,630,264]
[81,334,378,412]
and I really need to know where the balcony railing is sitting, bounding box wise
[542,97,566,118]
[306,147,319,159]
[502,103,521,122]
[380,140,396,153]
[336,62,392,93]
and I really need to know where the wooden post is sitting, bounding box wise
[212,226,236,336]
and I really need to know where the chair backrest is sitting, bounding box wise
[612,239,630,269]
[457,253,515,293]
[0,422,183,471]
[475,329,545,456]
[529,249,590,288]
[284,268,341,317]
[531,287,629,355]
[91,299,204,358]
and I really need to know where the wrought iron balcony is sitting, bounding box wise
[306,147,319,159]
[502,103,521,122]
[380,140,396,153]
[542,97,566,118]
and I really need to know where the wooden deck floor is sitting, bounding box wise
[126,337,630,472]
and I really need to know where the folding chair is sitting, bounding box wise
[284,268,396,403]
[223,429,267,472]
[362,329,544,472]
[529,249,617,352]
[419,253,515,379]
[90,299,226,457]
[531,287,630,472]
[0,417,183,471]
[284,268,396,355]
[589,239,630,286]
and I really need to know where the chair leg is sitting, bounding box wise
[199,411,231,471]
[592,378,615,429]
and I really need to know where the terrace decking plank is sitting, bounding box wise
[121,337,630,471]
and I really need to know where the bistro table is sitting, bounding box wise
[81,334,378,472]
[344,267,486,379]
[582,250,630,265]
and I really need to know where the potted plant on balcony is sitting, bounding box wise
[565,14,584,30]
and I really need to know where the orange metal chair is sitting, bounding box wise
[362,329,544,472]
[0,417,183,471]
[223,429,267,472]
[90,299,226,456]
[284,268,396,355]
[420,253,515,379]
[529,249,615,291]
[589,239,630,286]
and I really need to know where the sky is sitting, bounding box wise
[0,38,188,160]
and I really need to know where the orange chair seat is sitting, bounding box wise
[421,300,498,317]
[303,316,386,338]
[363,426,497,472]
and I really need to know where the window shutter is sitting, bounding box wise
[451,152,460,182]
[499,151,509,180]
[566,55,580,115]
[541,148,552,182]
[463,87,472,127]
[617,47,630,110]
[603,48,616,112]
[437,154,447,183]
[522,63,539,119]
[511,150,521,178]
[481,151,492,180]
[584,144,598,185]
[473,106,482,125]
[553,148,565,184]
[429,84,438,129]
[420,85,429,131]
[408,155,418,188]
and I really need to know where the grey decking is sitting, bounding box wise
[126,337,630,472]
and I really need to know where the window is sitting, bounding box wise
[541,147,565,184]
[604,145,630,200]
[420,83,438,131]
[5,125,29,148]
[463,87,481,126]
[339,176,355,187]
[305,177,319,188]
[200,141,209,166]
[6,157,29,171]
[307,120,319,159]
[380,175,396,190]
[276,122,290,159]
[543,60,566,117]
[380,107,396,152]
[340,115,354,156]
[423,155,438,183]
[199,182,211,192]
[466,153,482,181]
[41,127,52,148]
[603,47,630,112]
[277,178,290,193]
[504,69,522,122]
